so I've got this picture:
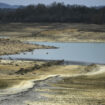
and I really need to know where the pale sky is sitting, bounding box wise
[0,0,105,6]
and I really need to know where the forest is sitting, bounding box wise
[0,2,105,24]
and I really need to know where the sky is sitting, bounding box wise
[0,0,105,7]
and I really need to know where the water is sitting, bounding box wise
[0,36,9,39]
[1,42,105,64]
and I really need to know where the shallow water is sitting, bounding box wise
[0,36,9,39]
[1,42,105,64]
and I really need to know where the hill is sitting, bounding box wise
[0,2,20,9]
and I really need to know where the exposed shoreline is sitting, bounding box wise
[0,64,105,105]
[0,39,55,56]
[1,58,105,65]
[21,37,105,43]
[0,23,105,105]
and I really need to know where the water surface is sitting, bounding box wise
[0,36,9,39]
[1,42,105,64]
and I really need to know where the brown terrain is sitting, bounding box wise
[0,23,105,42]
[0,38,53,56]
[0,23,105,105]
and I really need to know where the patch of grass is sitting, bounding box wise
[0,79,20,89]
[0,23,105,42]
[0,39,51,56]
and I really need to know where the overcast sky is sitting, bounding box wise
[0,0,105,6]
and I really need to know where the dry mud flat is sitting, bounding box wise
[0,60,105,105]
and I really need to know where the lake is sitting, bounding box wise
[0,42,105,64]
[0,36,9,39]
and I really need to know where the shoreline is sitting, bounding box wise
[0,58,105,65]
[0,23,105,105]
[21,38,105,43]
[0,39,55,56]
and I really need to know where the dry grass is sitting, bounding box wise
[0,23,105,104]
[0,79,20,89]
[25,64,105,105]
[0,39,51,56]
[0,23,105,42]
[0,60,45,89]
[0,59,105,105]
[0,60,64,89]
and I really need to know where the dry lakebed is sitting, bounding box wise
[0,23,105,105]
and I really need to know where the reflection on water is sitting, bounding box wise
[1,42,105,64]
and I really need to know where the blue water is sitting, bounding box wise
[1,42,105,64]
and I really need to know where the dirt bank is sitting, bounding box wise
[0,39,53,56]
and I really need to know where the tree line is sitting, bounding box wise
[0,2,105,24]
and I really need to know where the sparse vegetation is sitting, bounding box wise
[0,79,20,89]
[0,38,52,56]
[0,58,105,105]
[0,23,105,42]
[0,2,105,105]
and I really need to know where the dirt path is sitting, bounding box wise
[0,65,105,105]
[0,76,61,105]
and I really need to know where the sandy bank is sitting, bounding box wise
[0,39,53,56]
